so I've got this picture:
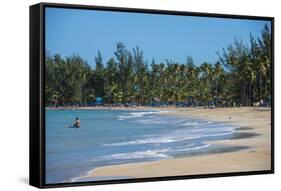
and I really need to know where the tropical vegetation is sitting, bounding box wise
[45,24,272,107]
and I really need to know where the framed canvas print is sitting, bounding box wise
[29,2,274,188]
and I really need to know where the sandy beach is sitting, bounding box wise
[78,107,272,180]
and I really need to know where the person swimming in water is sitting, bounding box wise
[73,117,80,128]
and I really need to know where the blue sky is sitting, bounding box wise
[45,7,270,67]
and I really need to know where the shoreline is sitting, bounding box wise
[46,105,271,111]
[46,105,181,111]
[71,107,271,181]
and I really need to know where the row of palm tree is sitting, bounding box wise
[45,24,272,107]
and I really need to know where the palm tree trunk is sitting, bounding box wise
[215,80,218,106]
[249,83,252,106]
[259,69,262,101]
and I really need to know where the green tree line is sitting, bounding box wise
[45,24,272,107]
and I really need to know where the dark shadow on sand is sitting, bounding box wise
[204,146,249,154]
[174,145,250,159]
[175,131,260,158]
[229,132,260,140]
[235,127,253,131]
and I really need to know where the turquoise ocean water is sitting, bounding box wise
[46,109,240,184]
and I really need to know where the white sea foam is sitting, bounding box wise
[135,117,166,124]
[104,136,194,147]
[87,149,172,162]
[104,127,235,147]
[180,121,199,126]
[117,111,161,120]
[174,143,210,152]
[180,121,214,126]
[103,149,171,160]
[103,137,179,146]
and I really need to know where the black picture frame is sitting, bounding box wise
[30,2,274,188]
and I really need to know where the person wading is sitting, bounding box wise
[73,117,80,128]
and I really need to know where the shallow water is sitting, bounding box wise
[46,109,241,184]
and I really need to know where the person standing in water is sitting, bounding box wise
[74,117,80,128]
